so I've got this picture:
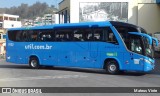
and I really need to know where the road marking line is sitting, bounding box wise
[0,75,88,82]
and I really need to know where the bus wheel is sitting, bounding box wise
[105,60,119,75]
[29,57,40,69]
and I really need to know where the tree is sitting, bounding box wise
[0,2,58,19]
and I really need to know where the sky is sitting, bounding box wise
[0,0,62,8]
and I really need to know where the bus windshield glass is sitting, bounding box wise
[130,36,143,55]
[143,37,153,58]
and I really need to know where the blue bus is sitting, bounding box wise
[6,21,158,74]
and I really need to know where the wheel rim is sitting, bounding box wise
[31,60,37,68]
[109,64,116,72]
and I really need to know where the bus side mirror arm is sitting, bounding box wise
[128,32,152,45]
[152,37,158,46]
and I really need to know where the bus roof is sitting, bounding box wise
[8,21,112,31]
[110,21,147,33]
[110,21,139,28]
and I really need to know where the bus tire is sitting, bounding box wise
[29,57,40,69]
[105,60,119,75]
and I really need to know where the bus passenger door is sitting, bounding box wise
[128,35,144,71]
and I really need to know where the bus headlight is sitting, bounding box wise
[144,59,153,65]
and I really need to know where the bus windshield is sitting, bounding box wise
[143,37,153,58]
[128,32,157,58]
[130,36,143,55]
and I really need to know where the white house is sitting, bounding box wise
[0,14,22,56]
[0,14,22,28]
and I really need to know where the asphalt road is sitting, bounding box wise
[0,59,160,96]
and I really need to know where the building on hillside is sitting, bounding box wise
[22,19,34,26]
[0,14,22,56]
[43,14,59,25]
[0,14,22,28]
[23,14,59,26]
[58,0,160,36]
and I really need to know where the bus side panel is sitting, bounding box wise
[6,42,17,63]
[74,42,96,68]
[27,42,57,66]
[17,42,29,64]
[6,42,26,64]
[96,42,130,70]
[51,42,74,67]
[54,42,92,68]
[50,42,96,68]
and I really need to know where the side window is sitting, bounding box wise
[115,27,128,41]
[16,31,22,41]
[8,30,23,42]
[93,28,104,41]
[8,30,55,42]
[114,26,138,42]
[8,30,20,41]
[55,28,93,42]
[55,29,73,41]
[106,27,118,44]
[74,29,83,41]
[84,29,93,41]
[29,31,38,42]
[22,31,30,42]
[73,28,93,41]
[38,30,54,42]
